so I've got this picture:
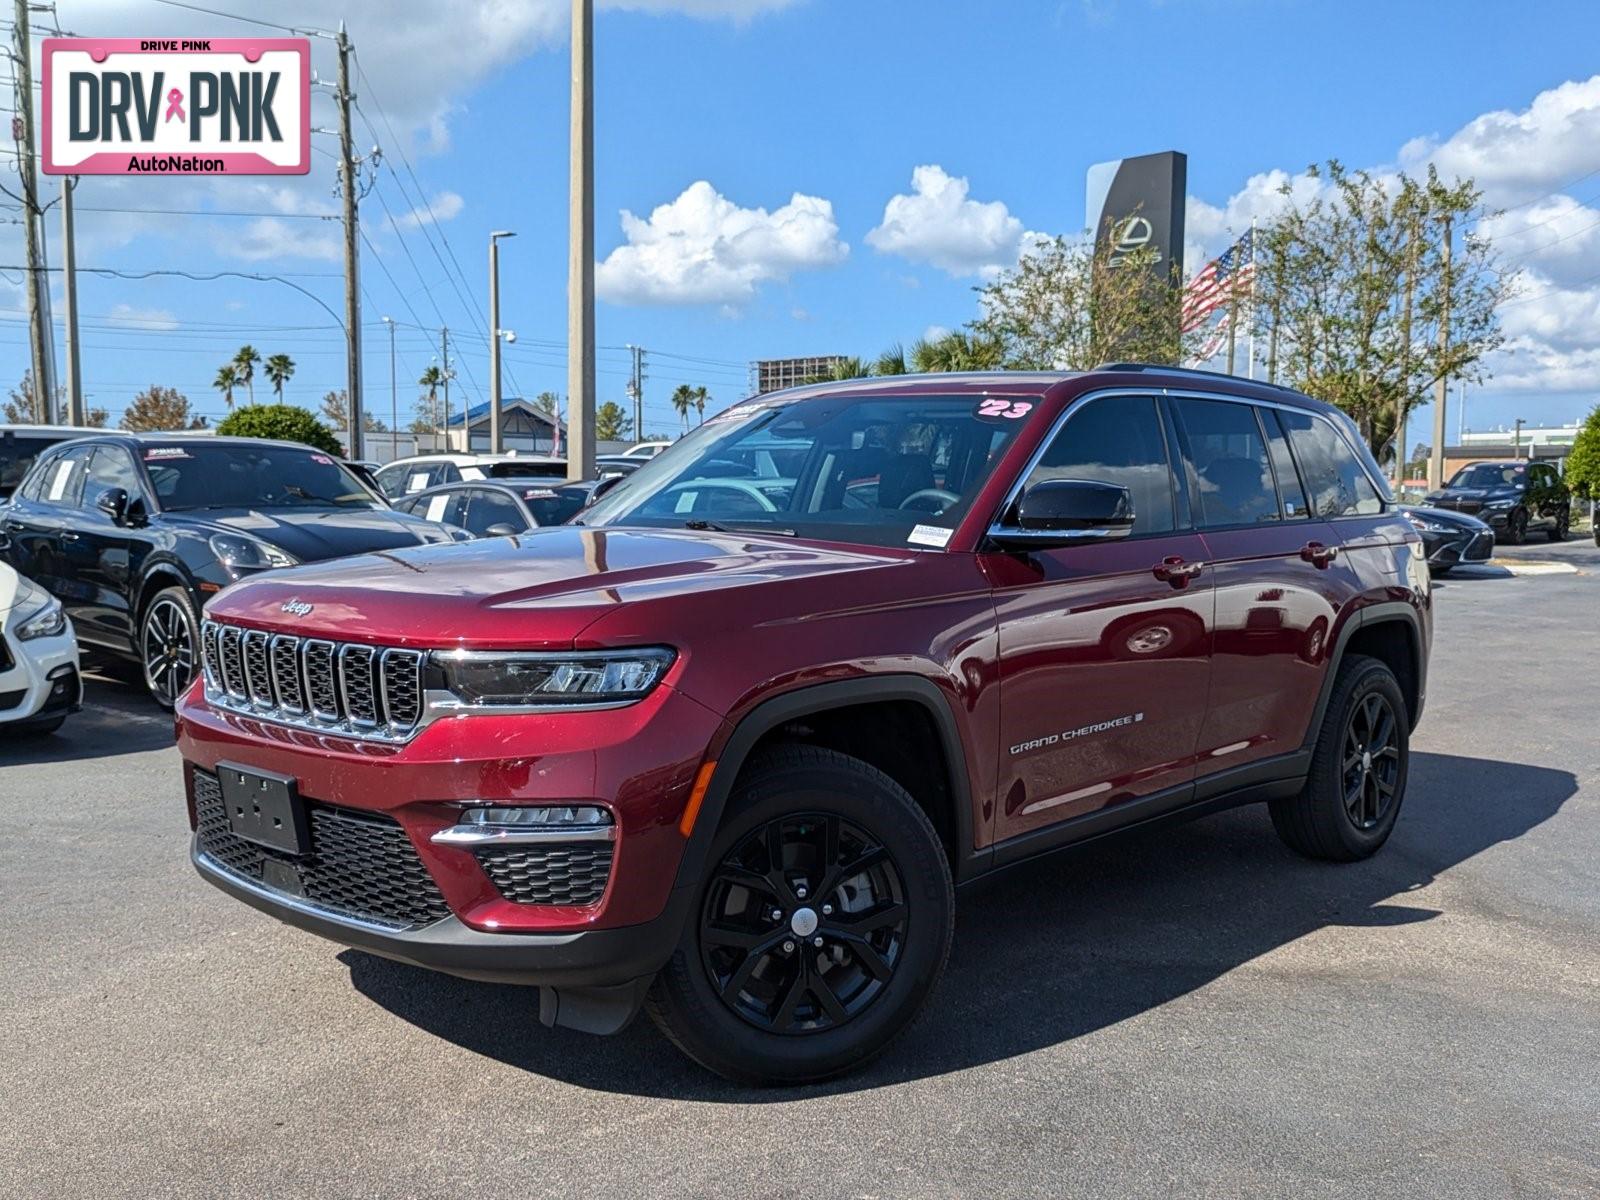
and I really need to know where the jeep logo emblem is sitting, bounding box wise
[280,598,313,617]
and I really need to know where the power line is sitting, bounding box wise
[146,0,326,37]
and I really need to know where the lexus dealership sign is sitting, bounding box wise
[41,38,309,176]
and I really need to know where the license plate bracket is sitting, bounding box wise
[218,762,309,856]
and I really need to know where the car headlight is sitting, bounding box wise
[13,582,67,641]
[209,533,298,574]
[1481,499,1515,511]
[434,648,675,707]
[1401,511,1453,534]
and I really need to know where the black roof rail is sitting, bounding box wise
[1093,362,1306,397]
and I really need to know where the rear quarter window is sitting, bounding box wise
[1278,409,1382,517]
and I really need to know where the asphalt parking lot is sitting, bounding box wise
[3,538,1598,1199]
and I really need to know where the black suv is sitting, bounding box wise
[1426,460,1571,543]
[0,435,462,706]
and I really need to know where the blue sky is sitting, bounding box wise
[7,0,1600,439]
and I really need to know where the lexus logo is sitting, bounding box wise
[280,598,314,617]
[1112,216,1153,253]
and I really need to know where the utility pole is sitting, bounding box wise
[1395,217,1420,492]
[1513,417,1525,459]
[567,0,596,481]
[1428,213,1453,492]
[13,0,54,421]
[439,327,451,451]
[61,176,83,425]
[335,22,364,458]
[489,230,515,454]
[625,343,646,442]
[381,316,396,461]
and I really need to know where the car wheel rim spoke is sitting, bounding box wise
[1343,691,1399,829]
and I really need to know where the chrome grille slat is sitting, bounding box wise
[201,621,425,743]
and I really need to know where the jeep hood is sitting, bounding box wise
[204,526,916,649]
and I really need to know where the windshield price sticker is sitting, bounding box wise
[144,446,189,460]
[907,524,954,548]
[974,398,1034,420]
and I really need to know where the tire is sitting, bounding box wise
[1546,510,1569,542]
[140,585,201,709]
[646,744,954,1085]
[1504,509,1527,545]
[1270,655,1409,862]
[1427,565,1451,578]
[11,715,66,737]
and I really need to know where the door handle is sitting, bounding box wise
[1300,541,1339,568]
[1152,555,1204,588]
[59,531,81,542]
[3,519,23,531]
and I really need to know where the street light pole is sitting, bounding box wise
[489,231,516,455]
[382,316,396,461]
[568,0,597,481]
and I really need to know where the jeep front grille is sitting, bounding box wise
[201,619,426,740]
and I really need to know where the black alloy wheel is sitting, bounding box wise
[1341,692,1401,830]
[1547,510,1569,542]
[141,587,198,708]
[1505,509,1528,544]
[699,812,908,1035]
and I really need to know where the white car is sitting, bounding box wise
[373,453,569,500]
[0,562,80,735]
[622,441,671,459]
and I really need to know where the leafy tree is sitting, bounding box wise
[532,391,561,417]
[968,235,1191,370]
[670,383,695,430]
[120,385,197,432]
[319,389,386,433]
[1253,161,1511,461]
[596,400,632,441]
[4,370,48,422]
[828,357,869,381]
[213,363,239,411]
[412,366,446,433]
[874,344,908,376]
[215,404,342,455]
[84,407,109,427]
[910,330,1003,372]
[264,353,295,401]
[232,344,262,406]
[1564,405,1600,501]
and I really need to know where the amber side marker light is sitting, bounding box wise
[679,761,717,837]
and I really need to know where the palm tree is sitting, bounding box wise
[692,385,709,425]
[911,330,1003,373]
[670,383,695,431]
[212,363,239,411]
[264,353,295,401]
[828,356,869,381]
[233,344,261,405]
[416,365,444,432]
[874,344,908,376]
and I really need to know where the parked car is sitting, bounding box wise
[593,455,644,478]
[621,440,671,459]
[391,479,600,537]
[1,434,465,707]
[177,365,1430,1084]
[0,560,80,735]
[1425,459,1570,543]
[1,424,109,499]
[373,453,568,499]
[1398,506,1494,575]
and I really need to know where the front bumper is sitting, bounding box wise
[1421,526,1494,567]
[0,622,81,727]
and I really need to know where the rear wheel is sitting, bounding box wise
[140,586,199,709]
[1271,655,1409,862]
[1504,509,1528,544]
[646,745,953,1085]
[1547,510,1569,542]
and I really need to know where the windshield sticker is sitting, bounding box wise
[710,403,763,424]
[144,446,190,460]
[975,398,1034,420]
[47,457,76,500]
[405,473,430,494]
[674,491,697,513]
[424,495,450,522]
[310,454,333,465]
[907,524,954,548]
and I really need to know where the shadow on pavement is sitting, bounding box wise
[0,671,174,765]
[343,751,1576,1100]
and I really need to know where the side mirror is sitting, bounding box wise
[589,475,624,503]
[990,478,1135,550]
[484,523,521,538]
[96,487,129,525]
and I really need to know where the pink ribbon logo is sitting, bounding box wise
[164,88,185,123]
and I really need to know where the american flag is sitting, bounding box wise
[1182,229,1255,333]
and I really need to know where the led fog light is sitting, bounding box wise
[431,804,616,846]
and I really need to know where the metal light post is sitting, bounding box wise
[489,230,516,455]
[381,316,397,461]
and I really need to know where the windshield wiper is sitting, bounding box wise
[682,519,796,537]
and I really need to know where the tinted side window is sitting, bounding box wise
[34,445,92,507]
[462,489,526,536]
[1173,398,1280,526]
[1,434,61,495]
[411,488,469,527]
[1279,410,1382,517]
[1022,395,1175,535]
[1261,409,1310,519]
[18,448,62,501]
[82,446,142,511]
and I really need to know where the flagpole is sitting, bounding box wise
[1246,219,1257,380]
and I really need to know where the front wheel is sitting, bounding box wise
[1547,510,1569,542]
[1270,655,1409,862]
[140,586,200,709]
[646,745,953,1085]
[1503,509,1528,545]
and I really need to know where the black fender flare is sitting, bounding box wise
[135,560,199,622]
[670,675,981,895]
[1301,600,1425,749]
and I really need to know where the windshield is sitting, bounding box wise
[575,393,1035,548]
[142,443,382,511]
[1446,464,1523,489]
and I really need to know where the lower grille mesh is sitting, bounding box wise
[476,844,614,906]
[192,768,450,929]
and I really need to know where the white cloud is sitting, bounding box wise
[397,192,465,230]
[596,180,847,306]
[866,165,1027,277]
[228,217,344,263]
[106,304,179,332]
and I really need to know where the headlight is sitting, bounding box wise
[13,583,67,641]
[1401,511,1453,534]
[434,648,675,707]
[1481,499,1515,511]
[209,533,298,574]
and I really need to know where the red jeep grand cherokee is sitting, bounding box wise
[178,365,1431,1084]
